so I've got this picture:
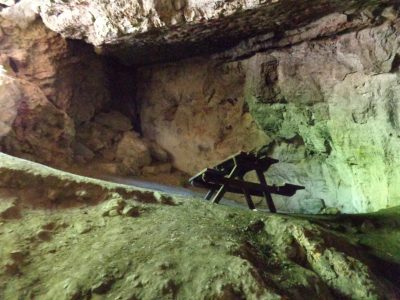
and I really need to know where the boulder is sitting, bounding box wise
[147,141,170,163]
[138,59,270,174]
[94,111,133,132]
[73,142,95,163]
[116,131,152,175]
[76,122,120,153]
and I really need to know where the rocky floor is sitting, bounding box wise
[0,153,399,300]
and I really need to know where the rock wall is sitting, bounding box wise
[0,1,110,166]
[138,15,400,213]
[137,59,269,173]
[38,0,398,64]
[2,0,400,213]
[0,1,172,175]
[0,1,110,125]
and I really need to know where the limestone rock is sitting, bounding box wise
[100,195,126,217]
[147,141,170,163]
[321,207,341,215]
[73,142,95,163]
[76,122,119,153]
[116,131,152,175]
[0,1,16,7]
[298,198,326,215]
[121,205,140,218]
[138,18,400,213]
[0,1,110,125]
[138,59,270,174]
[0,0,111,166]
[0,196,19,219]
[94,162,120,176]
[38,0,398,64]
[0,74,75,165]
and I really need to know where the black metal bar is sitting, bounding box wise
[211,164,239,204]
[204,189,216,200]
[256,169,277,213]
[238,175,256,210]
[188,151,304,211]
[202,172,304,197]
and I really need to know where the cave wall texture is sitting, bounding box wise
[0,1,172,176]
[1,0,400,213]
[0,1,111,165]
[136,4,400,213]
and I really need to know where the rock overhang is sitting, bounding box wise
[38,0,399,65]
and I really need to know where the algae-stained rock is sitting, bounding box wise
[243,20,400,213]
[137,15,400,213]
[0,153,399,299]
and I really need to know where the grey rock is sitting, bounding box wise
[299,198,326,215]
[38,0,396,64]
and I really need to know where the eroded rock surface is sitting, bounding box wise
[138,12,400,213]
[0,1,109,165]
[138,58,269,173]
[0,2,171,174]
[0,153,399,299]
[0,1,110,124]
[39,0,398,64]
[0,71,75,165]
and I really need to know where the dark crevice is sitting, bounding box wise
[390,54,400,73]
[104,57,142,135]
[8,57,19,73]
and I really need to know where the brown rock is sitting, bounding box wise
[94,111,133,132]
[0,75,75,164]
[0,197,20,219]
[148,141,170,163]
[142,163,172,176]
[36,230,52,241]
[0,1,111,166]
[116,131,152,175]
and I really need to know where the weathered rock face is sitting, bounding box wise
[0,1,111,125]
[0,73,74,165]
[0,1,169,173]
[2,0,400,213]
[244,20,400,213]
[0,1,110,165]
[138,14,400,213]
[138,58,269,173]
[39,0,398,64]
